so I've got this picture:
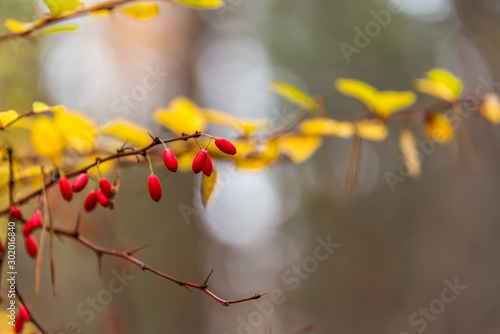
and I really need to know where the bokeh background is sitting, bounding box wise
[1,0,500,333]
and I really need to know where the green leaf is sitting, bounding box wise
[43,0,82,17]
[174,0,223,9]
[36,23,78,36]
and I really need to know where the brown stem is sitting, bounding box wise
[0,132,202,214]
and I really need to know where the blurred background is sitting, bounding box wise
[1,0,500,333]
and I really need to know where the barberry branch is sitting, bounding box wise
[18,216,267,310]
[0,0,166,44]
[0,132,202,215]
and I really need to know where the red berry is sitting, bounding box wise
[163,148,178,172]
[59,177,73,201]
[0,240,3,254]
[192,149,208,174]
[97,189,109,207]
[202,154,213,177]
[25,235,38,258]
[23,211,42,236]
[29,210,42,228]
[215,138,237,155]
[72,173,89,192]
[19,305,30,321]
[148,175,162,202]
[99,178,112,198]
[8,206,22,219]
[14,316,24,333]
[84,190,98,212]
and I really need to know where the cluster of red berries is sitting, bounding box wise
[14,304,30,333]
[147,138,236,202]
[59,173,114,212]
[8,206,40,258]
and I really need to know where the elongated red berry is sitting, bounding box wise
[148,175,162,202]
[25,235,38,258]
[192,149,208,174]
[215,138,237,155]
[0,240,3,254]
[59,177,73,201]
[163,148,178,172]
[97,189,109,207]
[15,316,24,333]
[30,210,42,227]
[72,173,89,192]
[19,305,30,321]
[23,210,42,236]
[99,178,112,198]
[84,190,98,212]
[202,154,213,177]
[15,305,29,334]
[8,205,22,219]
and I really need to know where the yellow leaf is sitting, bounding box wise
[177,150,198,172]
[299,117,354,138]
[36,23,78,36]
[90,9,111,17]
[101,120,152,147]
[234,140,280,171]
[43,0,81,17]
[278,134,322,164]
[30,117,65,160]
[173,0,223,9]
[3,19,33,34]
[0,110,19,127]
[205,109,269,136]
[154,97,207,135]
[335,78,416,118]
[121,2,159,21]
[54,111,96,153]
[271,80,320,112]
[51,105,66,113]
[416,68,463,102]
[74,155,116,177]
[424,113,454,144]
[399,128,421,178]
[355,120,388,141]
[15,166,43,181]
[201,169,217,207]
[480,93,500,125]
[32,101,50,113]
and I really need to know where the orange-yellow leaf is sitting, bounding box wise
[101,120,151,147]
[121,2,159,21]
[336,78,416,118]
[480,93,500,125]
[278,134,322,163]
[416,68,463,102]
[299,117,354,138]
[173,0,223,9]
[0,110,19,127]
[205,109,269,136]
[3,19,33,34]
[271,80,320,113]
[424,113,454,144]
[30,117,65,160]
[399,128,421,178]
[154,97,207,135]
[201,169,217,207]
[355,120,388,141]
[54,111,95,153]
